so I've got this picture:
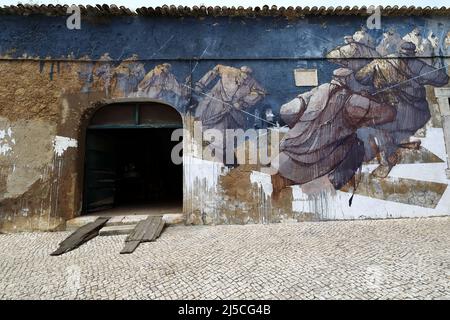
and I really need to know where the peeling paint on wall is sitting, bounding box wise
[2,13,450,232]
[184,155,229,224]
[184,156,227,193]
[0,127,14,156]
[0,118,55,207]
[250,171,273,198]
[53,136,77,156]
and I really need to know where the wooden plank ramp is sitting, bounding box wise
[51,217,110,256]
[120,216,165,254]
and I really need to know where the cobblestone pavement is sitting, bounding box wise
[0,217,449,300]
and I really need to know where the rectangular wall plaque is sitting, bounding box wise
[294,68,318,87]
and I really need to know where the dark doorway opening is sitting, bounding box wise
[83,103,183,215]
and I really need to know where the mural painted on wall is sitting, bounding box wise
[70,24,450,211]
[193,65,266,131]
[193,65,266,160]
[272,68,397,195]
[3,12,450,230]
[134,63,190,108]
[272,29,449,202]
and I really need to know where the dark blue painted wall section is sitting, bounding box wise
[0,15,447,59]
[1,14,449,121]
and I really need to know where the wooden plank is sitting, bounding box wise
[56,217,109,247]
[120,216,165,254]
[120,240,141,254]
[51,217,110,256]
[151,218,165,241]
[125,216,155,242]
[142,216,163,242]
[125,217,150,241]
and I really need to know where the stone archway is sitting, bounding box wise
[81,100,184,216]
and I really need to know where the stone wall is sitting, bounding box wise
[1,14,450,232]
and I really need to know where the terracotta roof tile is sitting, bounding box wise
[1,4,450,17]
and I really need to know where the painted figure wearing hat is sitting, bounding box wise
[271,68,396,197]
[134,63,190,110]
[402,27,434,57]
[356,41,449,177]
[194,64,266,162]
[194,65,265,131]
[111,54,146,98]
[92,53,114,95]
[326,31,380,72]
[376,28,405,56]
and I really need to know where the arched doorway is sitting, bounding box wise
[83,102,183,215]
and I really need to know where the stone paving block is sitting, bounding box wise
[0,217,449,300]
[121,215,150,225]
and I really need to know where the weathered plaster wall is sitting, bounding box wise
[1,14,450,232]
[0,61,71,231]
[0,60,109,232]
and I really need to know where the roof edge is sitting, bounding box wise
[1,4,450,17]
